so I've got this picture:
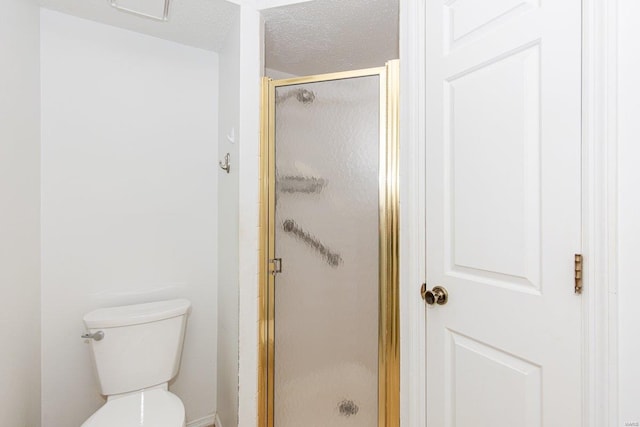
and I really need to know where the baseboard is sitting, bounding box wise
[186,414,216,427]
[215,413,223,427]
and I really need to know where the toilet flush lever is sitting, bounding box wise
[81,331,104,341]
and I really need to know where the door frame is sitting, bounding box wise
[399,0,619,425]
[258,61,401,427]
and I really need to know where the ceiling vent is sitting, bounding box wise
[110,0,171,21]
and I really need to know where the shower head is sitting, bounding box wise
[276,88,316,105]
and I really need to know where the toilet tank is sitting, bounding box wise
[83,299,191,396]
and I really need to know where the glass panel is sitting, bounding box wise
[273,75,380,427]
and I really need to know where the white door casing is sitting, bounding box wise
[424,0,583,425]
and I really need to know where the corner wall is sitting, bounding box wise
[237,5,264,427]
[0,0,41,425]
[217,7,241,427]
[40,10,219,426]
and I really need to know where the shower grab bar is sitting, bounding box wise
[282,219,342,267]
[277,176,327,194]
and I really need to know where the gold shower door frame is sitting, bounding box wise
[259,60,400,427]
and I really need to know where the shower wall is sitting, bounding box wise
[273,75,381,426]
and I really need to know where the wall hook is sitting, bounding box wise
[219,153,231,174]
[227,128,236,144]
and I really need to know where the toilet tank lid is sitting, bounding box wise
[84,299,191,328]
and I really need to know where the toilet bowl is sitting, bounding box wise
[80,299,191,427]
[81,388,185,427]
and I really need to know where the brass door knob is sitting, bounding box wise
[421,284,448,306]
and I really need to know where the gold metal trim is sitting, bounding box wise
[258,77,270,427]
[258,61,400,427]
[381,59,400,427]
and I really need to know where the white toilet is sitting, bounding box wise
[80,299,191,427]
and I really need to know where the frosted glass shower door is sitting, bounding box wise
[272,75,381,427]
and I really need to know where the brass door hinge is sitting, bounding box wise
[269,258,282,276]
[574,254,583,294]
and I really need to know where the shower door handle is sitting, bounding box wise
[421,284,448,306]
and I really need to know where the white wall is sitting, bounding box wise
[40,10,219,426]
[0,0,41,425]
[618,0,640,423]
[217,7,241,427]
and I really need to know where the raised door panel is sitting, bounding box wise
[444,44,541,293]
[445,0,539,52]
[446,331,542,427]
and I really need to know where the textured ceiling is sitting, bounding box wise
[263,0,399,76]
[39,0,240,51]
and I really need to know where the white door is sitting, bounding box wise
[424,0,583,425]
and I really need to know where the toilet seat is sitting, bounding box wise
[81,388,185,427]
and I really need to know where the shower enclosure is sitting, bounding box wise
[259,61,399,427]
